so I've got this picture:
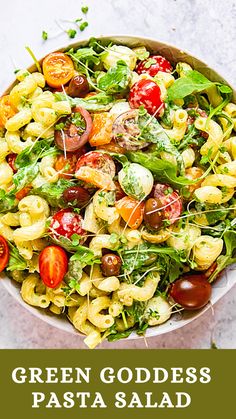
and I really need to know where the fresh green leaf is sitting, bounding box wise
[42,31,48,41]
[70,245,101,265]
[31,178,75,208]
[0,189,17,213]
[209,231,236,282]
[7,243,27,271]
[79,21,88,31]
[97,61,131,94]
[67,29,77,39]
[107,328,133,342]
[168,70,214,101]
[133,46,150,61]
[15,139,57,168]
[81,6,89,14]
[126,151,195,189]
[13,164,39,192]
[54,91,118,112]
[217,84,232,94]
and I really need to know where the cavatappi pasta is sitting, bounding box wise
[0,39,236,348]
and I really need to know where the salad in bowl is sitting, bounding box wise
[0,36,236,348]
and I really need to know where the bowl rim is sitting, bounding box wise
[1,34,236,343]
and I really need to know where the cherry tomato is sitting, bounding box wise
[75,151,116,190]
[54,106,92,152]
[101,253,122,277]
[136,55,172,77]
[116,196,144,229]
[76,151,116,177]
[170,274,212,310]
[49,209,86,241]
[42,52,74,88]
[15,186,32,201]
[39,245,68,289]
[144,198,163,230]
[112,109,149,150]
[99,140,126,154]
[63,186,90,208]
[6,153,17,173]
[89,113,113,147]
[153,183,182,224]
[129,79,164,116]
[0,235,9,272]
[54,148,86,179]
[0,95,17,127]
[67,74,90,98]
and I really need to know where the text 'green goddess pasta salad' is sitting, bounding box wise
[0,39,236,348]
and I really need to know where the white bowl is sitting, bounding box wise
[1,35,236,340]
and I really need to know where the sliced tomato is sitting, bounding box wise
[6,153,18,173]
[76,151,116,176]
[42,52,74,88]
[54,148,86,179]
[98,140,126,154]
[15,186,32,201]
[0,235,9,272]
[153,184,182,224]
[112,109,149,150]
[89,112,113,147]
[39,245,68,288]
[129,79,164,116]
[55,106,92,152]
[0,95,17,128]
[49,208,86,241]
[136,55,172,77]
[116,196,144,229]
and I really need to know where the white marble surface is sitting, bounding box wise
[0,0,236,349]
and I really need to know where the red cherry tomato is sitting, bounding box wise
[0,235,9,272]
[49,209,86,241]
[129,79,164,116]
[76,151,116,177]
[6,153,17,173]
[136,55,172,77]
[39,245,68,288]
[153,183,182,224]
[170,274,212,310]
[54,148,86,179]
[54,106,92,152]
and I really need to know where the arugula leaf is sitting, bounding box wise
[107,328,133,342]
[15,139,57,168]
[97,60,131,94]
[54,91,118,112]
[120,244,185,283]
[209,231,236,283]
[0,189,17,213]
[126,151,195,189]
[7,242,27,271]
[13,164,39,192]
[67,47,100,67]
[31,178,75,208]
[168,70,214,101]
[70,245,101,265]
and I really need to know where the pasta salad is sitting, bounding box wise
[0,39,236,348]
